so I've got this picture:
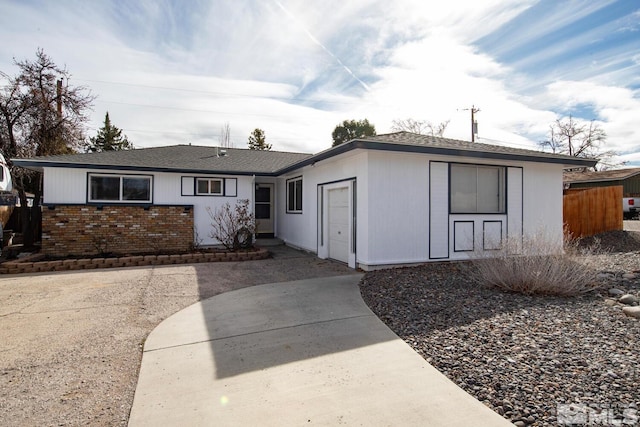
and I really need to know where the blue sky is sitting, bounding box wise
[1,0,639,165]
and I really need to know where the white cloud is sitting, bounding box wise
[0,0,638,167]
[539,80,640,157]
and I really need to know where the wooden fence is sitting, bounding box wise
[563,185,622,238]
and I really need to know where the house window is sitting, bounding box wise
[287,177,303,213]
[89,174,152,202]
[196,178,223,195]
[450,164,505,213]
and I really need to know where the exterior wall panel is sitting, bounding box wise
[429,162,449,259]
[523,163,564,248]
[276,150,368,260]
[507,167,523,252]
[365,151,430,265]
[43,167,87,204]
[43,168,253,247]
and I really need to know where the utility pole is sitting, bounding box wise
[469,105,480,142]
[458,105,481,142]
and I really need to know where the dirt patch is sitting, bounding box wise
[0,246,353,426]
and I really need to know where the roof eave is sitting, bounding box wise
[276,140,597,174]
[10,159,281,176]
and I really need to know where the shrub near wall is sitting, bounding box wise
[42,205,194,257]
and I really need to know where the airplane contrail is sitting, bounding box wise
[273,0,370,91]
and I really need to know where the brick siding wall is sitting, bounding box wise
[42,205,194,257]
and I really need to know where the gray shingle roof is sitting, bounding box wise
[357,132,596,165]
[564,167,640,183]
[13,131,597,175]
[276,132,597,173]
[14,145,313,175]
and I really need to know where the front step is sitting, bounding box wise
[255,238,284,247]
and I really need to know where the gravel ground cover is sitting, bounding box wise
[0,246,352,427]
[359,231,640,426]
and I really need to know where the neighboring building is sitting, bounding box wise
[0,153,16,228]
[564,167,640,196]
[13,132,595,270]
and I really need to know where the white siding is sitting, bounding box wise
[158,173,253,246]
[42,149,567,267]
[507,167,523,253]
[276,149,565,270]
[447,214,507,261]
[43,167,253,246]
[43,167,88,203]
[365,151,430,266]
[522,162,565,251]
[276,150,368,258]
[429,162,449,259]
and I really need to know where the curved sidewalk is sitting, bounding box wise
[128,274,512,426]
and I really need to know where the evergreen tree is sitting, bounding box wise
[247,128,271,150]
[87,112,133,152]
[331,119,376,147]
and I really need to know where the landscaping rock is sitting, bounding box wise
[359,250,640,426]
[622,273,637,280]
[622,306,640,319]
[619,294,638,305]
[608,288,625,296]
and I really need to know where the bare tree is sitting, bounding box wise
[219,122,232,148]
[0,49,94,246]
[391,118,450,137]
[539,115,619,170]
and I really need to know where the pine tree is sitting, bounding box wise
[331,119,376,147]
[87,112,133,152]
[247,128,271,150]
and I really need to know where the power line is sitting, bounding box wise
[99,99,316,120]
[83,124,311,144]
[76,77,363,106]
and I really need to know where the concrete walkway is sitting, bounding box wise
[128,275,512,426]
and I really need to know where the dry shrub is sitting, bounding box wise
[470,231,602,296]
[207,199,256,251]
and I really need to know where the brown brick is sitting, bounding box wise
[48,260,63,269]
[42,205,194,257]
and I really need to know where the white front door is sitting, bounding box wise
[255,184,274,236]
[328,187,349,263]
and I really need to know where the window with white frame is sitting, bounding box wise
[196,178,223,195]
[450,164,505,214]
[88,174,152,202]
[286,177,303,213]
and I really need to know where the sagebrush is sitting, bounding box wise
[207,199,256,251]
[470,231,602,296]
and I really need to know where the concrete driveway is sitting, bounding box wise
[0,245,353,427]
[128,275,512,427]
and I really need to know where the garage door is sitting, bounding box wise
[328,187,349,263]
